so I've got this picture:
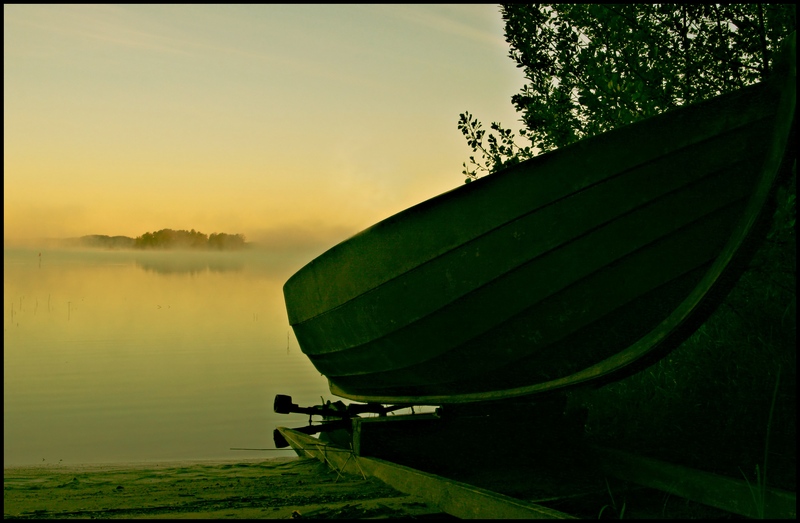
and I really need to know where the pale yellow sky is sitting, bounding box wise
[4,4,526,250]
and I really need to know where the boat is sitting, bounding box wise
[282,32,796,405]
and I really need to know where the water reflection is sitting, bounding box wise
[134,256,244,275]
[3,247,332,466]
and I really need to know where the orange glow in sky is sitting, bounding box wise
[4,5,525,250]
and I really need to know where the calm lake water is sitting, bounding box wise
[3,246,339,466]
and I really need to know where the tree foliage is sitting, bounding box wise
[460,4,796,182]
[133,228,246,250]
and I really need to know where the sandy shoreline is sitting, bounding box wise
[4,457,440,519]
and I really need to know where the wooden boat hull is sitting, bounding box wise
[283,34,796,404]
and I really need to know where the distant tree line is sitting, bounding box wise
[65,229,247,250]
[133,229,247,250]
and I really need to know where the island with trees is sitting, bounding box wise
[64,229,247,250]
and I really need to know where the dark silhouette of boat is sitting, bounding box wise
[283,33,795,405]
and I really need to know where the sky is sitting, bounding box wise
[4,4,526,251]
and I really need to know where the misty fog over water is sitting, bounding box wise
[3,247,334,465]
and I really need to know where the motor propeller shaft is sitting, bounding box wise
[273,394,408,419]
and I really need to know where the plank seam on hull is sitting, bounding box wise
[308,195,751,379]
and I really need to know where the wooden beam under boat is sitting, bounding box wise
[283,32,796,404]
[589,445,796,520]
[276,426,575,519]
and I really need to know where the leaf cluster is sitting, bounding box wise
[458,111,534,183]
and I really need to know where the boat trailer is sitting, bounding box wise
[272,393,586,462]
[272,393,796,519]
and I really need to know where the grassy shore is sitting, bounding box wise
[3,458,437,519]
